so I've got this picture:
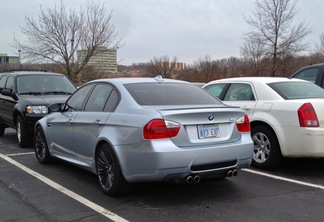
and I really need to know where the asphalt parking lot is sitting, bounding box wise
[1,128,324,222]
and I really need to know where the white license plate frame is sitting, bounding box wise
[198,124,220,139]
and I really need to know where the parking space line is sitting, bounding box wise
[6,152,35,157]
[243,168,324,190]
[0,153,129,222]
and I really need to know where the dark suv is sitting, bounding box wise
[0,70,77,147]
[290,63,324,88]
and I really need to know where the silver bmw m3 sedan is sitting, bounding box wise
[34,76,253,196]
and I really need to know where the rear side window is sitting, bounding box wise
[224,83,255,101]
[269,81,324,100]
[125,82,222,105]
[104,89,119,112]
[204,83,227,98]
[292,68,318,83]
[84,84,113,112]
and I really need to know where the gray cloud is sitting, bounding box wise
[1,0,322,65]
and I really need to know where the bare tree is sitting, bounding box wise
[242,0,311,76]
[192,56,220,82]
[315,33,324,59]
[241,34,267,75]
[13,1,120,81]
[146,56,178,78]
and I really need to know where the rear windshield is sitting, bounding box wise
[268,81,324,100]
[125,82,222,105]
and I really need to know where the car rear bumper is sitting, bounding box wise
[114,136,253,183]
[280,127,324,157]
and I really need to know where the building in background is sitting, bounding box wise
[175,62,186,70]
[77,47,117,74]
[0,53,19,66]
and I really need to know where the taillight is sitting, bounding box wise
[298,103,319,127]
[236,115,250,132]
[143,119,180,139]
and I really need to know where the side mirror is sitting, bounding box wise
[48,103,63,113]
[1,88,18,100]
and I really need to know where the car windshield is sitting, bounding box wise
[268,81,324,100]
[125,82,222,105]
[17,75,76,95]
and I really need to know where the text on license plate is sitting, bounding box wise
[198,124,220,139]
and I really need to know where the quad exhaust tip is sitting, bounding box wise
[186,175,194,184]
[186,175,200,184]
[185,169,237,184]
[227,169,238,177]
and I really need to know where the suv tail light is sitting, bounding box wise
[298,103,319,127]
[143,119,180,139]
[236,115,250,132]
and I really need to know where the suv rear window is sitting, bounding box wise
[269,81,324,100]
[292,67,318,83]
[125,82,222,105]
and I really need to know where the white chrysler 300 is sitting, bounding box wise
[204,77,324,170]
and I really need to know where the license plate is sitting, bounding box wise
[198,124,220,139]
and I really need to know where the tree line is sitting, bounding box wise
[124,50,324,83]
[5,0,324,84]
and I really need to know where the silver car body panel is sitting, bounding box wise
[37,77,253,183]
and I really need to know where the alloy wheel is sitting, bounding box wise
[17,121,21,143]
[252,132,271,163]
[35,130,46,160]
[97,148,115,191]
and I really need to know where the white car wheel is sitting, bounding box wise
[251,125,283,170]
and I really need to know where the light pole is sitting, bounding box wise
[71,39,74,65]
[18,50,21,68]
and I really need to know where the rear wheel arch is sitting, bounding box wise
[94,140,126,176]
[95,140,115,162]
[251,121,280,142]
[251,120,285,152]
[250,121,283,169]
[94,141,132,196]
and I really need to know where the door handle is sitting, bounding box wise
[93,119,103,126]
[241,105,250,110]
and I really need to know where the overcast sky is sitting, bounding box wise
[1,0,323,65]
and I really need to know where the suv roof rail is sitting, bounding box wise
[0,69,48,73]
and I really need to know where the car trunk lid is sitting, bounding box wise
[151,105,246,147]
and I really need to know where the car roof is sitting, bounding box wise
[205,76,308,85]
[290,63,324,76]
[0,70,64,76]
[297,63,324,69]
[90,76,189,84]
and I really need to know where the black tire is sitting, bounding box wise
[0,124,5,136]
[251,125,283,170]
[34,126,52,164]
[16,116,32,148]
[96,143,132,196]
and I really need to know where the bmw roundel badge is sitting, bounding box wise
[208,114,214,121]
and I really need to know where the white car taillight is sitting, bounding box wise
[298,103,319,127]
[236,115,251,132]
[143,119,180,139]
